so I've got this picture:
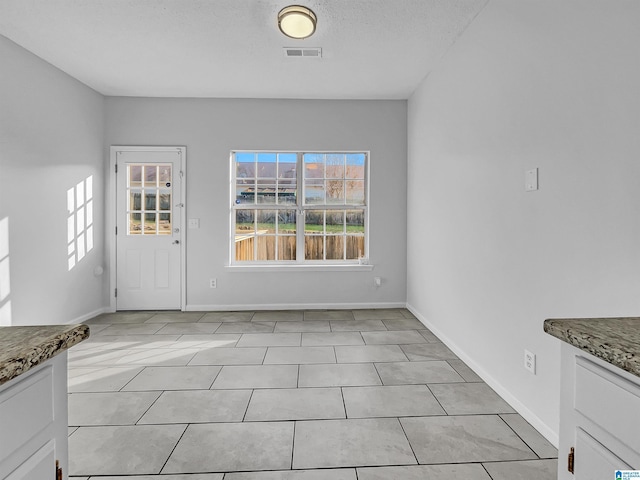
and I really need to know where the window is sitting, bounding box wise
[126,164,173,235]
[231,152,368,264]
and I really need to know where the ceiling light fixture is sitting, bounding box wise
[278,5,317,39]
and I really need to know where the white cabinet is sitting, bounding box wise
[558,343,640,479]
[0,353,68,480]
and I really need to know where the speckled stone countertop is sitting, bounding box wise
[0,324,90,386]
[544,317,640,378]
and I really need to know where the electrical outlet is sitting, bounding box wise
[374,277,381,287]
[524,350,536,374]
[210,278,217,289]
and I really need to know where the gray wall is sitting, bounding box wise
[105,97,408,310]
[0,35,105,325]
[407,0,640,444]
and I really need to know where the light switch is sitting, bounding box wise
[188,218,200,229]
[525,168,538,191]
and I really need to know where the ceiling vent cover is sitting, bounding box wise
[284,47,322,58]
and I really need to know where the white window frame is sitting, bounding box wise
[229,151,370,267]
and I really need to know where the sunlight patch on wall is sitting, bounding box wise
[0,217,11,326]
[67,176,94,271]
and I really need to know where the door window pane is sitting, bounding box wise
[159,194,171,210]
[159,213,171,235]
[159,166,172,185]
[129,166,142,187]
[145,192,157,210]
[130,213,142,234]
[144,166,157,187]
[144,213,156,233]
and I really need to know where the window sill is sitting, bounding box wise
[224,264,375,273]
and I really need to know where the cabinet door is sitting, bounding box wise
[574,428,631,480]
[6,440,55,480]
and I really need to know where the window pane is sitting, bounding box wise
[304,153,324,178]
[305,180,325,204]
[305,210,324,234]
[257,210,276,234]
[277,187,297,204]
[326,235,344,260]
[278,154,297,182]
[346,154,366,179]
[144,166,157,187]
[256,181,277,204]
[326,211,344,233]
[236,153,255,180]
[326,154,344,179]
[346,235,365,260]
[129,165,142,187]
[346,210,365,234]
[346,180,365,205]
[129,213,142,234]
[159,194,171,211]
[159,165,172,186]
[236,184,256,205]
[236,210,255,234]
[326,180,344,204]
[257,236,275,260]
[305,235,324,260]
[158,213,171,235]
[130,191,141,210]
[257,153,277,179]
[235,233,254,261]
[144,213,156,233]
[278,236,296,260]
[145,192,156,211]
[278,210,296,234]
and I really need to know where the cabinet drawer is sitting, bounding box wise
[0,366,54,463]
[575,356,640,454]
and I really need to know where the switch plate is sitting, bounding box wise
[524,350,536,374]
[525,168,538,191]
[188,218,200,229]
[374,277,381,287]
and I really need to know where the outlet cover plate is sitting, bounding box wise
[524,349,536,374]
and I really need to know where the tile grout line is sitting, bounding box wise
[156,423,189,476]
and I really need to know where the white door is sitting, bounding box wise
[114,147,184,310]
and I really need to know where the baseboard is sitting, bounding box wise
[63,307,107,325]
[185,302,407,312]
[406,303,559,448]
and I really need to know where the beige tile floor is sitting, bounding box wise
[68,309,557,479]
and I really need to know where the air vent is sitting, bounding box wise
[283,47,322,58]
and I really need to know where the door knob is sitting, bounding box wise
[172,240,180,245]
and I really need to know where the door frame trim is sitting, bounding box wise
[108,145,187,312]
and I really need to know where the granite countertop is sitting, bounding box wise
[544,317,640,378]
[0,324,90,386]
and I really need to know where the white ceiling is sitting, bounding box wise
[0,0,488,99]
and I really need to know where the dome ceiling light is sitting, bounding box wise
[278,5,317,39]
